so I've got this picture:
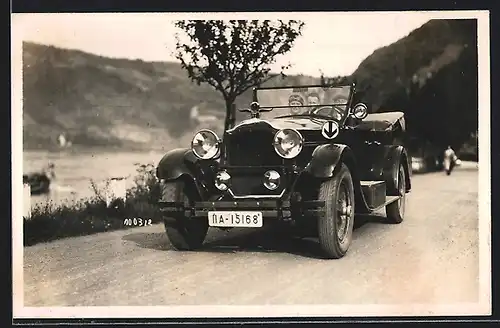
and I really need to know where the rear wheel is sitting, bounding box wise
[386,163,407,224]
[317,164,355,259]
[161,180,208,250]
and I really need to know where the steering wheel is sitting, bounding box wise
[312,106,344,120]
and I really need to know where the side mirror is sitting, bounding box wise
[351,103,368,120]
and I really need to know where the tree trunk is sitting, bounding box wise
[224,100,236,132]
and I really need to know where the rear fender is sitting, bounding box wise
[383,145,412,195]
[156,148,211,198]
[304,144,371,214]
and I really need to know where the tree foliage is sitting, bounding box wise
[174,20,305,130]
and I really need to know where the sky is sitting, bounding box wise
[12,12,474,77]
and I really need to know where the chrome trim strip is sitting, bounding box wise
[227,188,286,199]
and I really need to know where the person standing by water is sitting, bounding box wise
[443,145,457,175]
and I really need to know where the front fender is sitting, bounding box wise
[304,144,348,178]
[383,145,412,194]
[303,143,371,214]
[156,148,198,181]
[156,148,217,199]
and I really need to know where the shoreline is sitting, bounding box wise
[23,163,162,246]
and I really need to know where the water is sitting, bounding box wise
[22,148,166,208]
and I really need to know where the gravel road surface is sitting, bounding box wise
[23,164,480,307]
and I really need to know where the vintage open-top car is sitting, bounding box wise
[156,83,411,259]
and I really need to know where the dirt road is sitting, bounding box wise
[23,165,480,307]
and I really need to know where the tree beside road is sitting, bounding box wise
[174,20,305,131]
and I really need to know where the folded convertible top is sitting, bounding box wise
[355,111,406,132]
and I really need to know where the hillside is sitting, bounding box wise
[22,18,478,154]
[349,19,478,151]
[22,42,226,150]
[22,42,319,150]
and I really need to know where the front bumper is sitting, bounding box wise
[159,199,325,220]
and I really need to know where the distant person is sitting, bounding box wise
[443,146,457,175]
[45,162,56,180]
[58,133,67,148]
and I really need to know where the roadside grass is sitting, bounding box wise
[24,164,163,246]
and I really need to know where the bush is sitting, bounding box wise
[23,163,163,246]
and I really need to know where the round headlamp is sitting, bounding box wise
[191,129,221,159]
[273,129,304,159]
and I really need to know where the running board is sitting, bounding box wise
[360,180,386,209]
[372,195,400,212]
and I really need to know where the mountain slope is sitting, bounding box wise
[22,18,478,153]
[349,19,478,150]
[22,42,320,150]
[22,42,230,150]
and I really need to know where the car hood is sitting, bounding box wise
[226,117,329,134]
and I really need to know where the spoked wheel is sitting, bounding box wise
[317,164,355,259]
[386,163,407,224]
[161,180,208,250]
[336,182,352,244]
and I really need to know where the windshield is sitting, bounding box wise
[255,85,352,121]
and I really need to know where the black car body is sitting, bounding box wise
[156,83,412,259]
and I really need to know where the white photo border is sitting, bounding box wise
[11,10,491,319]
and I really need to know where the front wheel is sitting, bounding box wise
[317,164,355,259]
[161,180,208,250]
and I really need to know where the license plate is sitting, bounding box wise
[208,211,263,228]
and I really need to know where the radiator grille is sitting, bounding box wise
[224,129,283,166]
